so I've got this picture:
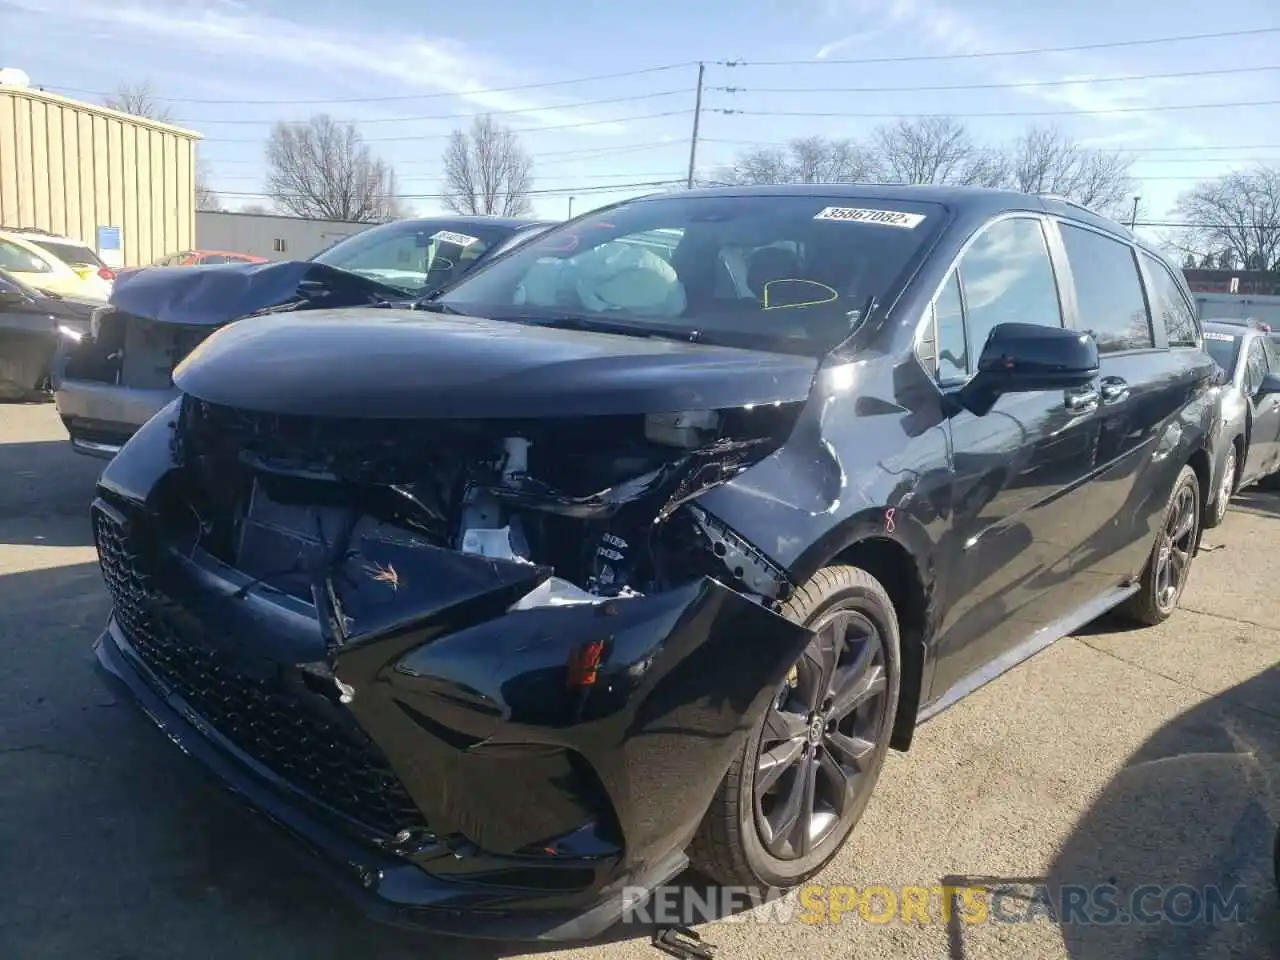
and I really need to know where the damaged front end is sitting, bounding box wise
[92,379,817,938]
[53,261,407,457]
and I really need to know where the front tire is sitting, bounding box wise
[1120,465,1200,626]
[689,565,901,889]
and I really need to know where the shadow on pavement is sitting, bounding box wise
[937,666,1280,959]
[0,439,101,546]
[1229,487,1280,521]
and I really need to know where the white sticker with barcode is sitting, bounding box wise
[431,230,480,247]
[1203,332,1235,341]
[813,207,926,228]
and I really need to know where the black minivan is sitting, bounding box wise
[90,185,1217,941]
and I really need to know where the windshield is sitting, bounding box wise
[29,239,104,268]
[312,219,520,296]
[1202,330,1241,374]
[435,194,946,355]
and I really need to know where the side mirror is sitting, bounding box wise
[1258,372,1280,397]
[958,322,1099,416]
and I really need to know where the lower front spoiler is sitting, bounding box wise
[94,620,687,943]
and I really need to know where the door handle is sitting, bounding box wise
[1065,388,1099,411]
[1099,377,1130,404]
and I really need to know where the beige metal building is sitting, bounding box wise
[0,83,201,267]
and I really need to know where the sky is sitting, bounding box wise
[3,0,1280,237]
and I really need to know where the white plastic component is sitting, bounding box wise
[502,437,531,480]
[460,526,532,564]
[509,578,643,611]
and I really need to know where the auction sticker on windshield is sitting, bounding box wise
[813,207,926,228]
[1203,332,1235,341]
[432,230,480,247]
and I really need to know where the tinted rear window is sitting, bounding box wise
[1202,331,1241,373]
[30,239,103,267]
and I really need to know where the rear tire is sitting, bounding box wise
[689,564,901,889]
[1204,444,1237,529]
[1120,465,1200,626]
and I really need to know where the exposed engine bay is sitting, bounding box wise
[158,398,799,642]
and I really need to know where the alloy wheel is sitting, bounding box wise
[1154,482,1198,614]
[1215,450,1235,524]
[752,607,890,860]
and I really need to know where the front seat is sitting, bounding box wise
[746,246,803,303]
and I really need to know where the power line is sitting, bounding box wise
[700,138,1280,154]
[174,90,689,126]
[713,64,1280,95]
[213,170,689,183]
[211,179,681,200]
[718,98,1280,120]
[718,27,1280,67]
[202,142,682,166]
[199,109,694,144]
[48,62,699,105]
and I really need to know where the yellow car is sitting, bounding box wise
[0,228,113,301]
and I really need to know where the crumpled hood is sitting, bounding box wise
[173,308,820,419]
[108,260,409,326]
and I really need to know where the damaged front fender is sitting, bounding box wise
[339,576,814,864]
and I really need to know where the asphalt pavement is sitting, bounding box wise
[2,401,1278,960]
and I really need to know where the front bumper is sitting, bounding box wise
[52,374,177,458]
[90,470,812,939]
[95,622,688,941]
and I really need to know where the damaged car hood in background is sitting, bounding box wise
[108,260,410,326]
[173,309,822,419]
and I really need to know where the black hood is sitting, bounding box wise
[173,308,819,419]
[109,260,409,326]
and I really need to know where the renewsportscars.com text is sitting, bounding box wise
[621,882,1251,927]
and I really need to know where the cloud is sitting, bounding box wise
[835,0,1196,139]
[814,28,887,60]
[2,0,626,134]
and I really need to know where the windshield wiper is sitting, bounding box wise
[502,312,704,343]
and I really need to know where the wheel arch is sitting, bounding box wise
[1186,445,1212,553]
[825,533,931,754]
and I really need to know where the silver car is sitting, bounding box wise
[1202,320,1280,526]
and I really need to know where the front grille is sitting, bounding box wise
[93,505,430,839]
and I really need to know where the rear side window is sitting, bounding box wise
[1059,224,1153,354]
[959,216,1064,358]
[30,239,103,268]
[1244,338,1269,394]
[202,255,228,265]
[1140,251,1199,347]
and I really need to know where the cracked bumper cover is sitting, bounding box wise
[90,416,814,939]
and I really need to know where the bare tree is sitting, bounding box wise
[1004,125,1133,215]
[195,159,221,212]
[442,116,534,216]
[713,136,876,186]
[1171,166,1280,271]
[265,114,405,222]
[102,80,173,123]
[873,117,1008,187]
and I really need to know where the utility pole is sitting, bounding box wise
[567,196,574,219]
[686,62,705,189]
[1129,195,1141,230]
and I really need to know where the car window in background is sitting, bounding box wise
[312,220,515,295]
[957,216,1064,356]
[202,255,228,265]
[1202,331,1241,375]
[436,195,946,356]
[0,239,52,273]
[1244,338,1269,394]
[28,239,104,268]
[1140,251,1199,347]
[1059,224,1153,353]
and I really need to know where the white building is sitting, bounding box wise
[194,210,372,261]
